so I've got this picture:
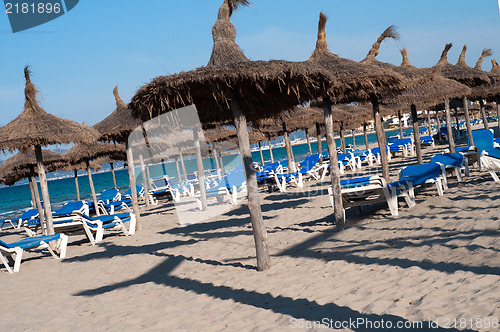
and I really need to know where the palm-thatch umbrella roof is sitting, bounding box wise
[360,27,428,87]
[64,142,126,165]
[0,66,100,235]
[129,2,327,125]
[93,86,143,143]
[306,14,406,105]
[0,148,67,186]
[130,0,333,271]
[0,67,100,152]
[470,52,500,101]
[382,49,471,109]
[433,44,491,89]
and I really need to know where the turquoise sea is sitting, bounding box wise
[0,128,411,220]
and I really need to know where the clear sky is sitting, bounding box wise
[1,0,499,127]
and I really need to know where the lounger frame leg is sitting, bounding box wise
[0,252,13,273]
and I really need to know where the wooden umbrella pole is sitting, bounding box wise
[193,129,207,211]
[231,96,270,271]
[110,163,117,189]
[363,124,369,149]
[436,110,442,144]
[426,111,432,136]
[444,98,456,153]
[139,155,150,208]
[28,174,36,208]
[305,128,312,155]
[179,150,188,182]
[351,129,356,149]
[454,108,460,133]
[316,122,323,163]
[340,123,346,153]
[463,96,475,146]
[258,141,265,166]
[125,141,142,230]
[479,99,490,129]
[74,169,80,200]
[175,157,182,182]
[212,146,221,179]
[398,111,404,138]
[411,105,423,164]
[146,164,152,188]
[283,123,294,172]
[161,159,167,176]
[218,150,226,176]
[86,160,100,216]
[267,135,274,163]
[497,96,500,136]
[323,97,344,231]
[34,145,54,235]
[29,165,45,234]
[372,97,390,180]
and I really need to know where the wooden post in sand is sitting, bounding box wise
[479,99,489,129]
[110,163,117,189]
[212,145,221,179]
[411,105,423,164]
[258,141,265,166]
[316,122,323,163]
[85,160,100,216]
[351,129,356,149]
[179,150,188,182]
[125,141,142,230]
[231,95,270,271]
[363,124,369,149]
[305,128,312,155]
[283,122,294,172]
[34,145,54,235]
[193,129,207,211]
[444,98,456,153]
[463,97,475,146]
[73,169,80,201]
[339,122,346,153]
[29,165,45,234]
[426,111,432,137]
[267,135,274,163]
[497,97,500,137]
[436,111,442,144]
[218,150,226,176]
[323,96,344,231]
[398,111,404,138]
[139,155,150,208]
[372,98,390,180]
[175,157,182,182]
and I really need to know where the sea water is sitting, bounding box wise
[0,128,408,220]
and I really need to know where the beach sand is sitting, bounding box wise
[1,145,499,331]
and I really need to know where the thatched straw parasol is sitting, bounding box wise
[129,0,333,271]
[0,67,99,235]
[0,148,67,227]
[305,14,406,230]
[433,44,492,150]
[472,53,500,134]
[93,86,143,228]
[65,142,126,215]
[381,48,471,163]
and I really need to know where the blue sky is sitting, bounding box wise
[1,0,499,127]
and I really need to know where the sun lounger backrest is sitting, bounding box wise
[152,178,168,189]
[100,189,120,202]
[299,154,320,172]
[387,136,399,144]
[472,129,494,152]
[53,201,86,216]
[400,163,441,185]
[262,162,281,173]
[20,209,38,220]
[430,153,463,167]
